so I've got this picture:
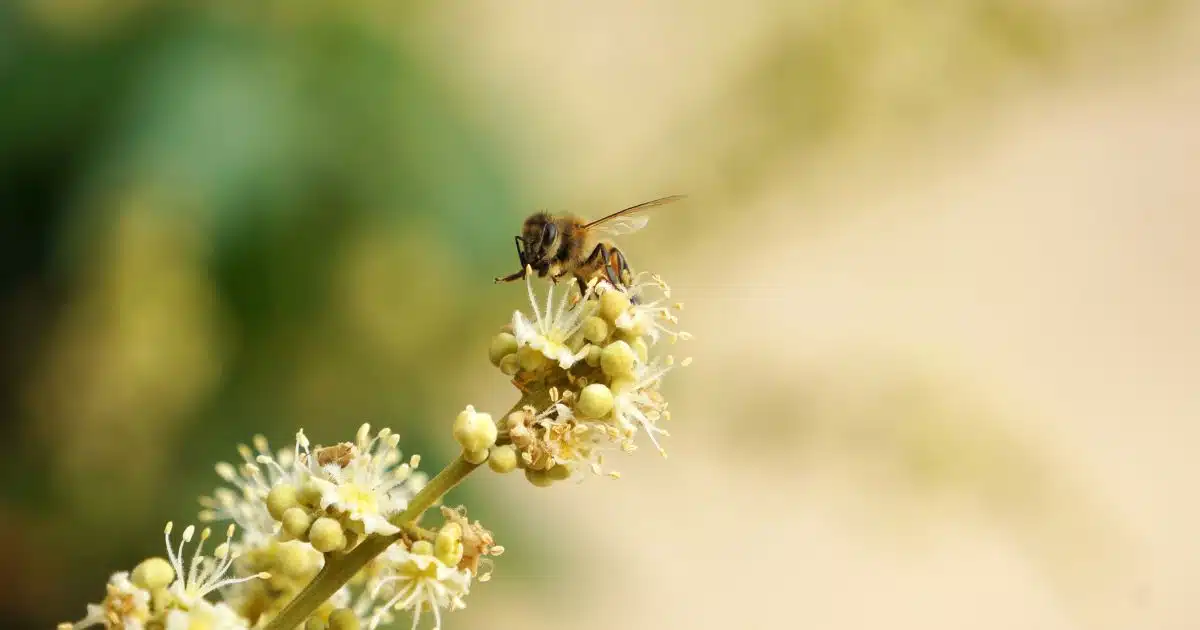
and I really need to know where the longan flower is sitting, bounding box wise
[306,424,423,536]
[63,572,151,629]
[164,601,249,630]
[531,401,609,473]
[62,524,265,630]
[163,522,267,609]
[511,269,598,369]
[605,272,689,345]
[199,433,309,547]
[366,543,472,630]
[203,427,425,544]
[610,359,675,455]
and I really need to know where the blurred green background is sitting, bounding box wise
[2,1,1197,629]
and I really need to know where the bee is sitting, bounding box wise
[494,195,686,293]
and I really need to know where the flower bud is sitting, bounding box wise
[463,447,490,465]
[577,383,614,418]
[299,481,324,508]
[309,517,347,553]
[277,541,318,578]
[282,507,313,540]
[411,540,434,556]
[524,468,554,487]
[498,353,520,376]
[600,340,636,378]
[453,406,498,453]
[305,618,328,630]
[131,557,174,590]
[328,608,360,630]
[487,445,518,473]
[517,346,547,371]
[581,316,610,343]
[600,289,631,322]
[266,484,299,521]
[488,332,518,366]
[567,330,587,353]
[547,464,572,481]
[435,523,464,566]
[583,344,602,368]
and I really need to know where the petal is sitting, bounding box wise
[512,312,536,345]
[309,478,338,509]
[362,514,400,536]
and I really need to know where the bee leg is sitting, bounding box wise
[495,236,528,283]
[608,247,633,287]
[581,243,611,282]
[601,247,625,289]
[494,268,526,283]
[607,246,641,304]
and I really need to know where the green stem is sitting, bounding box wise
[263,455,480,630]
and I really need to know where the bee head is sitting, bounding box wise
[521,213,559,266]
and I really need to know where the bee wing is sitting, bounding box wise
[591,214,651,238]
[584,195,686,237]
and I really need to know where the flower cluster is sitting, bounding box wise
[60,523,267,630]
[353,508,501,630]
[65,427,498,630]
[484,271,690,483]
[65,260,688,630]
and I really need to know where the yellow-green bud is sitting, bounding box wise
[630,336,649,363]
[488,333,518,367]
[411,540,434,556]
[305,617,328,630]
[525,468,554,487]
[582,316,610,343]
[453,406,497,453]
[488,445,519,473]
[567,330,587,353]
[328,608,360,630]
[298,481,324,508]
[547,464,572,481]
[517,346,547,371]
[282,507,313,540]
[498,353,520,376]
[277,541,317,578]
[266,484,299,521]
[600,340,636,378]
[435,523,464,566]
[600,289,631,322]
[463,447,490,465]
[577,383,614,418]
[131,557,174,590]
[309,517,346,553]
[150,587,170,612]
[585,344,602,367]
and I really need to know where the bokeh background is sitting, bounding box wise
[2,1,1199,629]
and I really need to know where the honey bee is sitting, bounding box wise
[494,195,686,292]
